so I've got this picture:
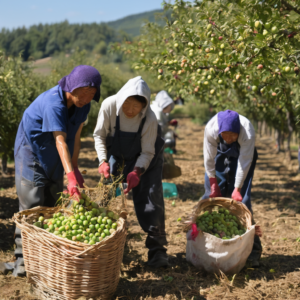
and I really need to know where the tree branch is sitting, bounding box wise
[281,0,300,15]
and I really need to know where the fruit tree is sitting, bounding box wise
[117,0,300,158]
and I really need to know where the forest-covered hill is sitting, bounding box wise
[0,10,169,60]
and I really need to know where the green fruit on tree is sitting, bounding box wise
[207,24,212,30]
[254,20,260,28]
[188,19,193,24]
[271,26,278,34]
[158,75,162,80]
[219,51,223,56]
[237,36,243,41]
[210,89,215,95]
[252,85,258,92]
[218,79,223,84]
[174,43,179,48]
[263,29,268,36]
[285,66,291,72]
[220,44,225,49]
[265,22,271,29]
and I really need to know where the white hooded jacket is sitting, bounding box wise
[150,90,174,135]
[204,113,255,188]
[93,76,158,171]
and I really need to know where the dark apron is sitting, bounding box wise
[106,116,167,259]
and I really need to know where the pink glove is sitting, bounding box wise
[169,119,178,126]
[209,177,222,197]
[66,171,81,201]
[231,188,243,202]
[191,223,199,241]
[74,167,84,188]
[124,167,142,194]
[98,162,110,179]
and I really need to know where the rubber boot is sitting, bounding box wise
[146,235,169,268]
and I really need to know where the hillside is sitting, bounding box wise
[107,9,169,37]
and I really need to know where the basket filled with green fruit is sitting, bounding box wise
[13,181,127,300]
[185,197,255,275]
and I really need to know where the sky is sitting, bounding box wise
[0,0,172,30]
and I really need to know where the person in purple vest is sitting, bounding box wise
[11,65,101,276]
[201,110,262,267]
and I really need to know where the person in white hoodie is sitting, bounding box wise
[94,76,168,268]
[201,109,262,267]
[151,91,178,152]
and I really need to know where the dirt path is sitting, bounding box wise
[0,118,300,299]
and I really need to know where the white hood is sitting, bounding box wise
[116,76,151,117]
[153,90,174,110]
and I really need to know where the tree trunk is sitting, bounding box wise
[298,146,300,173]
[276,130,281,153]
[1,153,8,174]
[286,112,293,162]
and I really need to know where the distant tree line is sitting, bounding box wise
[0,21,130,61]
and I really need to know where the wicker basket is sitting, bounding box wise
[13,202,127,300]
[187,197,253,230]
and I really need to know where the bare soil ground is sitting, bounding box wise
[1,118,300,300]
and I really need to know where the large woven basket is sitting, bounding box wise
[13,203,127,300]
[187,197,253,230]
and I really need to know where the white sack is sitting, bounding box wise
[186,225,255,275]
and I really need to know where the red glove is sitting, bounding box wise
[74,167,84,188]
[231,188,243,202]
[169,119,178,126]
[209,177,222,197]
[66,171,81,201]
[191,223,199,241]
[124,167,142,194]
[98,161,110,179]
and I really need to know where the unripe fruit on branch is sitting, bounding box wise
[210,89,215,95]
[252,85,258,92]
[257,64,263,70]
[188,19,193,24]
[254,21,260,28]
[158,69,163,74]
[285,66,291,72]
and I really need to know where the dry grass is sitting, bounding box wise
[0,118,300,299]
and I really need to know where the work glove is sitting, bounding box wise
[65,171,81,201]
[191,223,199,241]
[209,177,222,198]
[98,161,110,179]
[169,119,178,126]
[124,167,142,194]
[231,188,243,202]
[74,167,84,188]
[255,225,262,237]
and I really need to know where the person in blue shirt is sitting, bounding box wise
[12,65,102,276]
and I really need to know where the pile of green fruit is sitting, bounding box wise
[196,208,247,240]
[33,194,119,245]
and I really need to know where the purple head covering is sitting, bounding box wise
[58,65,102,102]
[218,110,240,134]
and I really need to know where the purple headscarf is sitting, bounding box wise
[58,65,102,102]
[218,110,240,134]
